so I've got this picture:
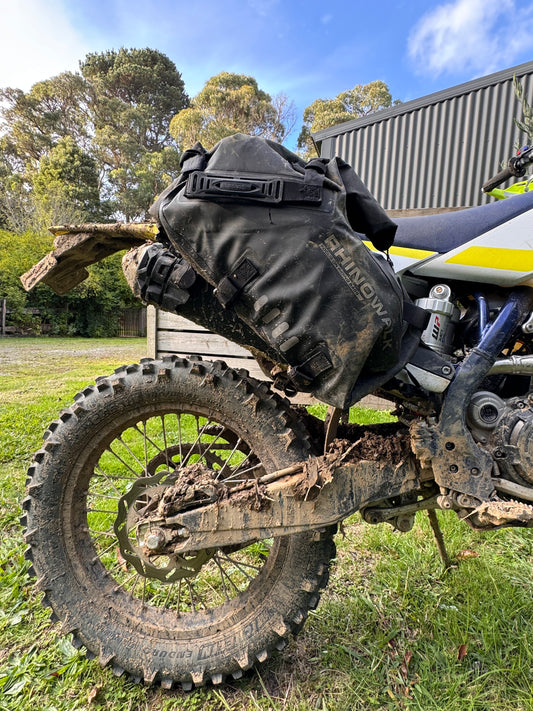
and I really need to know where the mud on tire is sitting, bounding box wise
[23,357,336,688]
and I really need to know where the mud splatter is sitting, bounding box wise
[330,424,411,464]
[157,463,227,517]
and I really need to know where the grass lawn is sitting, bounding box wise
[1,337,533,710]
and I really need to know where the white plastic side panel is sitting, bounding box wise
[409,210,533,286]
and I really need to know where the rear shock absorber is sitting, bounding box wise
[415,284,460,357]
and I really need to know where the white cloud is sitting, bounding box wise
[0,0,88,90]
[408,0,533,77]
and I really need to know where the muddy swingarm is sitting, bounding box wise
[130,456,423,557]
[128,447,533,559]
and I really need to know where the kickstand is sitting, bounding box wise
[427,509,452,569]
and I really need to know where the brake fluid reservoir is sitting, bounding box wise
[415,284,460,356]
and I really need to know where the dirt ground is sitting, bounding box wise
[0,337,146,373]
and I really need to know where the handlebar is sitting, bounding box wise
[482,166,515,193]
[482,146,533,193]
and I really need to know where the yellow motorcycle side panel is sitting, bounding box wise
[369,210,533,287]
[445,246,533,272]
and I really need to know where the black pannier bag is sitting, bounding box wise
[151,134,412,409]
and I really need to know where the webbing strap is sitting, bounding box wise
[403,301,430,331]
[180,143,208,174]
[287,348,333,390]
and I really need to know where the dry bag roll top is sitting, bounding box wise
[153,133,406,409]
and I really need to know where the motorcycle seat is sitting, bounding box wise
[391,190,533,254]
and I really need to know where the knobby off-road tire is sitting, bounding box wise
[23,357,336,688]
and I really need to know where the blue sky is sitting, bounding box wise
[1,0,532,148]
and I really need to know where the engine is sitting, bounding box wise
[467,391,533,496]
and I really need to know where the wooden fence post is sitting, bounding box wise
[0,299,6,337]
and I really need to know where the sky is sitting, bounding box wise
[0,0,532,148]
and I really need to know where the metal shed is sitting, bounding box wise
[314,61,533,210]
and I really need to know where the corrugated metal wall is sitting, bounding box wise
[314,62,533,210]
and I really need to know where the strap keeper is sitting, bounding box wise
[287,348,332,390]
[215,257,259,307]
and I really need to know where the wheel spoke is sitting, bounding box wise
[176,579,183,616]
[214,555,243,593]
[97,539,121,557]
[216,436,243,480]
[132,423,166,458]
[161,415,170,470]
[106,443,144,477]
[213,557,231,601]
[94,465,126,498]
[228,461,263,480]
[90,492,121,501]
[196,427,228,469]
[217,552,259,577]
[177,414,184,464]
[85,404,277,615]
[186,579,197,611]
[87,507,118,515]
[90,530,116,541]
[93,471,138,482]
[179,419,215,469]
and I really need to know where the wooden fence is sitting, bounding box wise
[118,308,147,337]
[147,307,265,381]
[0,299,6,336]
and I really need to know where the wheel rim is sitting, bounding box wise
[83,406,278,615]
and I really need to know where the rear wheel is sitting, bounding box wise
[23,357,336,688]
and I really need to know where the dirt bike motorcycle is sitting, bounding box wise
[20,135,533,689]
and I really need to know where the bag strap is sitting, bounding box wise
[215,257,259,307]
[286,348,333,391]
[403,300,430,330]
[336,158,397,251]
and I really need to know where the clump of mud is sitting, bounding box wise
[156,462,271,515]
[227,481,271,511]
[329,424,411,465]
[157,463,227,517]
[292,407,410,463]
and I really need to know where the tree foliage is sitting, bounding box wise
[0,229,53,330]
[298,80,400,157]
[0,48,188,225]
[0,229,139,336]
[170,72,295,150]
[0,72,90,171]
[81,48,187,151]
[514,75,533,144]
[31,137,102,227]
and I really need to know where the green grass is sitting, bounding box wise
[1,337,533,710]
